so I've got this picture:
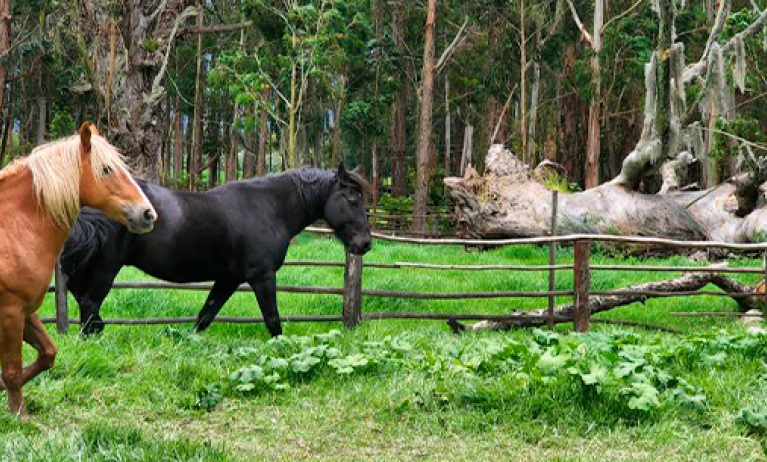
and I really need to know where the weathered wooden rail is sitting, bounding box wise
[45,193,767,334]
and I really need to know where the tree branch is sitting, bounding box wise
[683,3,767,83]
[183,21,254,35]
[436,15,468,73]
[147,0,168,25]
[566,0,593,46]
[601,0,643,33]
[146,6,199,105]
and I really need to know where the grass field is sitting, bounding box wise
[2,233,767,461]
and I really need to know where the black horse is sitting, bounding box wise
[61,165,372,336]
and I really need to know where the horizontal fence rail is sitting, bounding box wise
[306,226,767,251]
[47,192,767,333]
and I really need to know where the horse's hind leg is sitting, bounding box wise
[0,307,25,414]
[193,279,241,332]
[249,273,282,337]
[20,314,57,384]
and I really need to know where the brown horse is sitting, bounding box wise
[0,122,156,414]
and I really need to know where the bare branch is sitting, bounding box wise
[147,0,168,25]
[601,0,643,33]
[435,15,468,73]
[683,3,767,83]
[146,6,199,105]
[566,0,593,46]
[183,21,253,35]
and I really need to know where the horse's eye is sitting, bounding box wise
[348,193,361,205]
[102,165,113,176]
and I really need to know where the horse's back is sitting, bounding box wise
[129,183,245,282]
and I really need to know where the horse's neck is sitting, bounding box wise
[282,176,329,237]
[0,164,69,254]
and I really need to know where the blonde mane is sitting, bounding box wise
[19,133,129,229]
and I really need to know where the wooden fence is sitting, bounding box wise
[45,225,767,334]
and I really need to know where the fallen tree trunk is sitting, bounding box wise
[444,145,767,244]
[448,270,761,332]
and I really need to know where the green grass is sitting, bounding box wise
[3,233,767,461]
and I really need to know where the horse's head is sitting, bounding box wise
[323,164,372,255]
[77,123,157,234]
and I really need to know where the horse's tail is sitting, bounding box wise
[60,208,118,278]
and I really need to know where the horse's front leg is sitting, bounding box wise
[249,272,282,337]
[20,314,57,383]
[79,299,105,336]
[0,305,25,414]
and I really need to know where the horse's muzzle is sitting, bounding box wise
[349,239,372,255]
[126,205,157,234]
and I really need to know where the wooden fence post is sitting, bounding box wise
[343,252,363,328]
[763,252,767,318]
[547,190,559,329]
[573,240,591,332]
[54,260,69,333]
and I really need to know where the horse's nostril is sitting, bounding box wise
[143,208,156,223]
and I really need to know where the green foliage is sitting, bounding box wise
[710,117,767,173]
[542,170,581,193]
[738,407,767,435]
[48,110,76,139]
[140,38,160,54]
[219,328,767,418]
[194,383,223,412]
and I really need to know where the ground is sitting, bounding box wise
[1,234,767,461]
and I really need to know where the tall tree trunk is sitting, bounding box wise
[584,0,603,189]
[389,0,408,197]
[460,122,473,175]
[172,96,184,183]
[413,0,437,232]
[527,61,540,161]
[226,104,239,183]
[331,81,345,167]
[444,78,451,175]
[161,102,171,185]
[243,103,256,177]
[559,42,587,186]
[256,87,269,175]
[655,0,674,161]
[519,0,528,161]
[36,97,46,144]
[483,14,504,151]
[189,2,204,190]
[0,0,10,132]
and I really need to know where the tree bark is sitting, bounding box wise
[444,78,451,175]
[69,1,194,181]
[35,96,46,144]
[389,0,408,197]
[558,43,588,186]
[172,96,184,182]
[189,1,204,189]
[0,0,10,132]
[445,145,767,244]
[584,0,603,189]
[413,0,437,233]
[256,87,269,175]
[519,0,528,162]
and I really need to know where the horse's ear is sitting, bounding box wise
[337,163,350,182]
[79,122,92,154]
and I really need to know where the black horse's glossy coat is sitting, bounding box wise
[61,167,372,336]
